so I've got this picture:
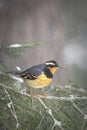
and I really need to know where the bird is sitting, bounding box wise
[8,60,60,95]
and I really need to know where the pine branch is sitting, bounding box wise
[0,81,87,130]
[2,83,19,129]
[1,41,43,58]
[0,42,87,130]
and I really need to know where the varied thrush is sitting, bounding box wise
[8,60,60,95]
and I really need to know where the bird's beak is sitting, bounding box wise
[57,66,63,69]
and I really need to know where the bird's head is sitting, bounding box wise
[45,60,60,74]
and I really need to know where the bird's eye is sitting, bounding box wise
[45,60,58,68]
[46,64,55,68]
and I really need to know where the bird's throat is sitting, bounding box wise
[48,67,58,74]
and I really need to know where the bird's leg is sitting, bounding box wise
[29,87,35,98]
[39,88,47,97]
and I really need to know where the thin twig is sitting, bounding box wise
[1,83,19,129]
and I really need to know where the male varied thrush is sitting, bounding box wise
[8,60,60,95]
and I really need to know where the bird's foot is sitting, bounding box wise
[39,88,47,97]
[41,92,47,97]
[30,92,35,98]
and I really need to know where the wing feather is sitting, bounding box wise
[19,64,45,80]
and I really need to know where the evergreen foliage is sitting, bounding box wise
[2,41,42,58]
[0,42,87,130]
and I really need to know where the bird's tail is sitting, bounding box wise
[7,71,21,76]
[7,71,24,82]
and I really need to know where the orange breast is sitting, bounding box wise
[26,72,52,88]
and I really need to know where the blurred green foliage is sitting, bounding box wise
[0,42,87,130]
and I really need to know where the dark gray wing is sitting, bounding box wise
[19,64,45,80]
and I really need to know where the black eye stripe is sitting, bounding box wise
[46,64,56,68]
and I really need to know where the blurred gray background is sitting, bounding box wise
[0,0,87,88]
